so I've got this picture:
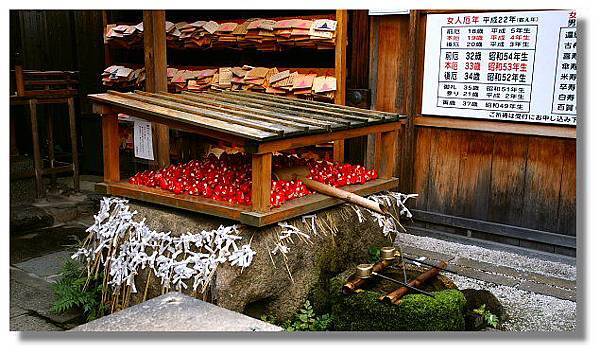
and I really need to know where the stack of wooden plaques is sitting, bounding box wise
[104,17,336,51]
[104,23,144,48]
[101,65,145,88]
[101,65,337,101]
[178,20,219,48]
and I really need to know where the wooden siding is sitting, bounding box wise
[413,127,576,236]
[370,11,576,240]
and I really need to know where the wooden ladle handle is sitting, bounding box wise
[302,178,388,216]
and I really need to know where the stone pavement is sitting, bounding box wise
[10,175,102,331]
[394,233,577,331]
[10,266,81,331]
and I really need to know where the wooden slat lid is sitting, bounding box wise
[88,90,403,142]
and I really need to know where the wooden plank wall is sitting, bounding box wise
[413,129,576,236]
[369,11,576,252]
[11,10,106,174]
[12,10,105,114]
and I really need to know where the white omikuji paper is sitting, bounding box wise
[133,118,154,160]
[421,10,577,126]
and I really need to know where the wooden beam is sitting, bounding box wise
[378,129,398,178]
[97,178,397,227]
[67,97,80,191]
[411,209,576,249]
[28,99,44,198]
[15,65,25,96]
[414,116,577,139]
[333,9,348,162]
[400,10,422,192]
[143,11,167,93]
[102,113,120,183]
[251,153,272,212]
[333,140,345,162]
[143,10,170,168]
[105,181,246,220]
[334,10,348,106]
[255,121,403,154]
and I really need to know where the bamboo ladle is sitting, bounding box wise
[273,165,389,216]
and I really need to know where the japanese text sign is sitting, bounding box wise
[421,10,577,125]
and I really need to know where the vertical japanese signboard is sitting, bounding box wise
[421,10,577,125]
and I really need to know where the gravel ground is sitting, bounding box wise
[394,233,577,332]
[452,274,577,331]
[395,233,576,280]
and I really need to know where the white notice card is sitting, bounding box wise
[133,118,154,160]
[421,10,577,125]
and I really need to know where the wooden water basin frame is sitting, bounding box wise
[90,90,404,227]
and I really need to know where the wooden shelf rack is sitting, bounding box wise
[90,90,404,227]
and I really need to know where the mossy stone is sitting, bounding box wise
[328,271,467,331]
[117,201,392,322]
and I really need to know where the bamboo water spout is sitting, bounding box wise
[342,258,395,295]
[380,260,448,305]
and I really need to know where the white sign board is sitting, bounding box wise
[421,10,577,125]
[133,117,154,161]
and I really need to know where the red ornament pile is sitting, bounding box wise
[128,152,378,208]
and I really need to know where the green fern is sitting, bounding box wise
[51,259,105,322]
[473,304,499,329]
[261,300,333,331]
[282,300,333,332]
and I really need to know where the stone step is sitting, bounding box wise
[72,292,282,332]
[10,205,54,234]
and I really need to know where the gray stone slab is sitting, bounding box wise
[453,257,526,278]
[10,314,64,332]
[452,265,520,287]
[519,270,577,291]
[401,245,456,263]
[10,305,29,318]
[16,250,73,279]
[517,280,577,302]
[72,292,282,332]
[453,256,576,291]
[10,267,80,325]
[15,250,74,279]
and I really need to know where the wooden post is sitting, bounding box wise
[67,97,80,191]
[251,153,272,212]
[143,10,170,168]
[13,65,25,157]
[15,65,25,96]
[372,132,382,173]
[378,129,398,179]
[29,99,44,198]
[399,10,421,192]
[47,112,56,190]
[102,112,121,183]
[333,9,348,162]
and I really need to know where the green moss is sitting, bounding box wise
[329,274,467,331]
